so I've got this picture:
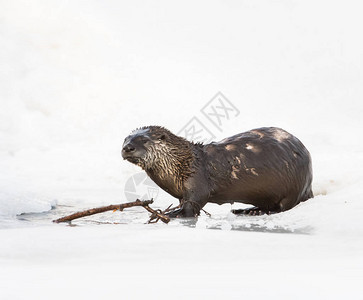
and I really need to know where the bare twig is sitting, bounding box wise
[52,198,213,224]
[53,199,154,223]
[163,203,181,214]
[143,205,171,224]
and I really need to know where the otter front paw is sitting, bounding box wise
[166,202,200,218]
[165,208,183,218]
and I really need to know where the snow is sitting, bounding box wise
[1,226,361,299]
[1,0,363,299]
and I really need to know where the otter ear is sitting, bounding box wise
[158,134,166,141]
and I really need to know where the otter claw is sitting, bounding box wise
[232,207,266,216]
[165,208,183,218]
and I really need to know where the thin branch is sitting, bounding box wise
[53,199,154,223]
[143,205,171,224]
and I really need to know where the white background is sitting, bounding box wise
[0,0,362,299]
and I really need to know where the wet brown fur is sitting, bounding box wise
[122,126,313,217]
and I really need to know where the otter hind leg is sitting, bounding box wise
[301,189,314,202]
[231,207,275,216]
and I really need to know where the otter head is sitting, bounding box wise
[122,126,195,197]
[121,126,172,170]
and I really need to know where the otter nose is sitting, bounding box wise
[122,144,135,153]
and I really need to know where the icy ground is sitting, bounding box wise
[1,0,363,299]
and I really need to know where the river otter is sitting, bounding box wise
[121,126,313,218]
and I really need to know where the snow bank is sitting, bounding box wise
[0,187,56,217]
[1,0,362,220]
